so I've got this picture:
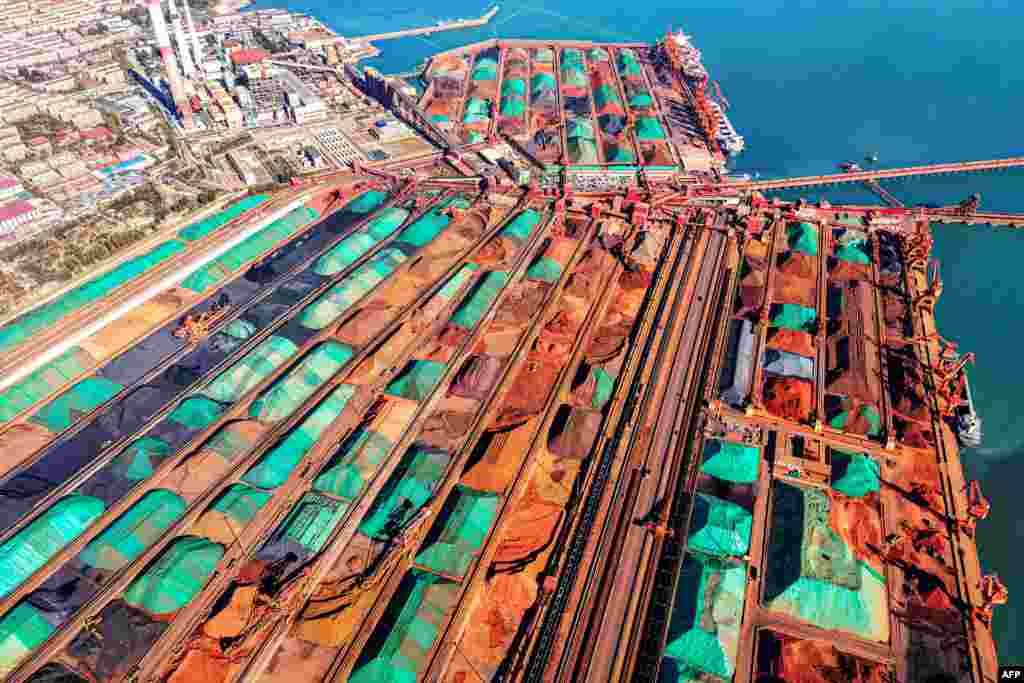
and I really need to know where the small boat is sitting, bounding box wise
[866,152,880,164]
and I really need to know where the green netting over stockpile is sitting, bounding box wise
[166,396,227,431]
[180,206,320,294]
[561,48,584,66]
[471,59,498,81]
[501,79,526,97]
[360,446,451,540]
[0,495,106,598]
[661,553,746,681]
[687,493,752,558]
[603,143,635,164]
[585,366,615,410]
[110,436,172,482]
[560,64,587,89]
[80,489,187,572]
[27,376,123,434]
[786,222,819,256]
[350,570,459,683]
[534,47,554,63]
[223,318,256,340]
[499,208,542,244]
[266,493,348,553]
[830,450,880,498]
[567,118,596,141]
[531,72,556,97]
[829,403,882,437]
[587,47,610,62]
[0,603,55,676]
[314,427,395,500]
[629,91,653,108]
[176,195,269,242]
[465,130,484,143]
[769,303,817,332]
[635,116,667,141]
[123,535,224,615]
[0,346,95,424]
[0,239,187,355]
[616,48,641,77]
[449,271,509,331]
[206,484,272,529]
[568,138,600,164]
[701,440,760,484]
[593,84,621,108]
[835,240,871,265]
[437,263,479,301]
[341,190,389,216]
[313,207,411,276]
[500,96,526,118]
[249,341,354,423]
[199,335,298,404]
[385,360,447,402]
[526,256,562,284]
[762,481,888,641]
[244,383,357,489]
[415,485,499,578]
[299,248,409,331]
[396,197,466,248]
[431,114,449,124]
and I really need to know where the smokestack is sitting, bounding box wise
[146,0,192,129]
[182,0,204,73]
[167,0,195,78]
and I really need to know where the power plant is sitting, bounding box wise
[144,0,194,130]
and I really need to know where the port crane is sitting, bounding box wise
[958,480,990,536]
[975,574,1008,626]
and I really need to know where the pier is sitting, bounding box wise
[349,6,498,43]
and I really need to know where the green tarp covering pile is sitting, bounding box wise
[534,47,554,63]
[568,138,600,164]
[0,603,56,676]
[431,114,449,124]
[587,47,610,62]
[829,403,882,437]
[470,57,498,81]
[500,209,542,244]
[830,450,880,498]
[501,79,526,97]
[267,493,348,553]
[124,535,224,614]
[315,427,395,500]
[661,553,746,681]
[176,195,269,242]
[635,116,667,141]
[500,96,526,118]
[450,271,509,330]
[244,383,357,489]
[299,248,409,330]
[360,446,452,540]
[350,570,459,683]
[80,489,186,572]
[603,143,635,163]
[687,493,752,558]
[416,485,499,577]
[181,206,320,293]
[0,239,187,354]
[28,376,123,434]
[769,303,817,332]
[531,72,557,98]
[199,335,298,404]
[437,263,479,301]
[526,256,563,283]
[206,484,271,530]
[787,222,819,256]
[396,197,465,248]
[593,84,622,109]
[628,90,653,108]
[463,98,490,124]
[701,440,760,484]
[835,239,871,265]
[617,48,642,77]
[763,481,889,641]
[249,341,354,423]
[110,436,172,481]
[0,496,106,598]
[223,318,256,340]
[386,360,447,402]
[567,118,596,141]
[167,396,227,431]
[0,346,96,424]
[313,207,410,276]
[341,190,389,216]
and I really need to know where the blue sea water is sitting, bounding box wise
[257,0,1024,658]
